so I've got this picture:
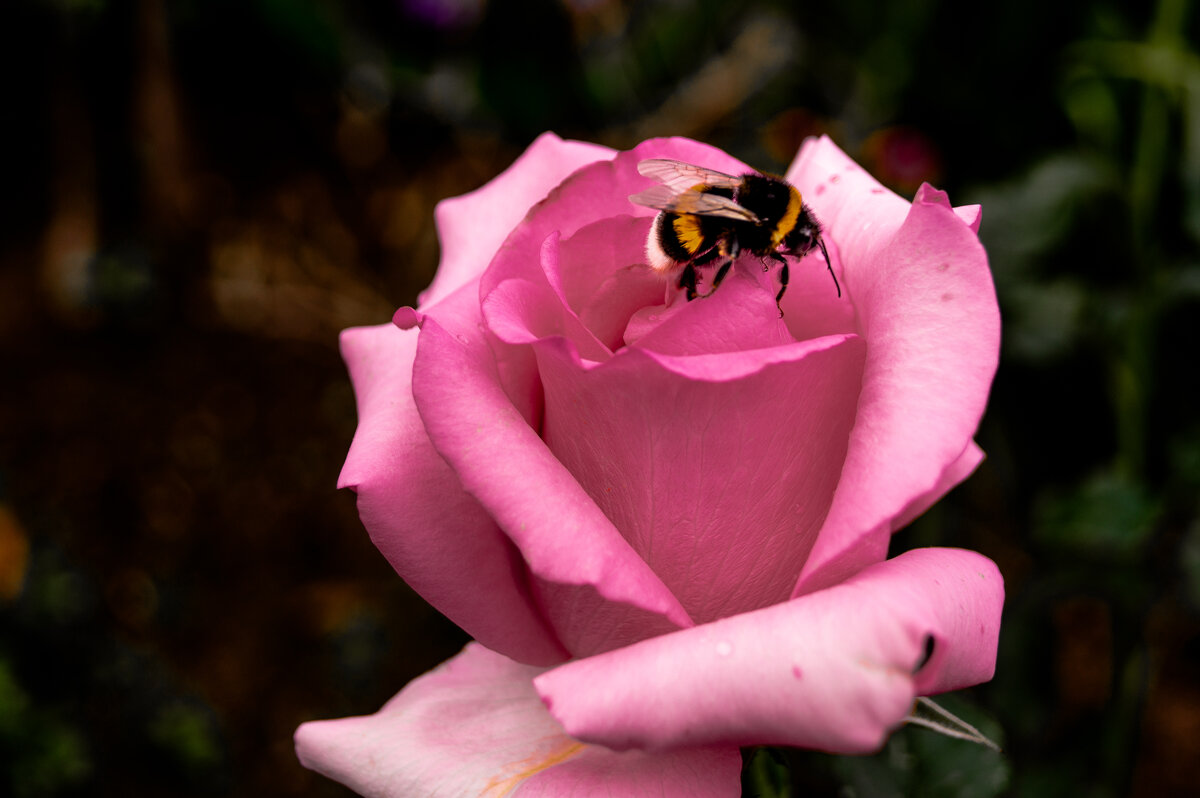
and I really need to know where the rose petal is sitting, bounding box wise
[787,135,911,252]
[626,261,797,355]
[482,235,615,362]
[411,311,695,656]
[419,132,615,311]
[562,215,672,351]
[556,215,661,320]
[534,328,865,623]
[295,643,741,797]
[788,138,1000,595]
[534,547,1003,753]
[337,322,565,665]
[954,204,983,233]
[891,440,985,533]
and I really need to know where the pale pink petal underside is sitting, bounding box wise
[295,643,741,797]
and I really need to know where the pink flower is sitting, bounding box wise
[295,133,1003,796]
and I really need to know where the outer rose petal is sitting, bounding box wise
[787,137,1000,595]
[295,643,741,797]
[534,547,1003,753]
[420,132,615,310]
[337,322,565,665]
[891,440,985,534]
[411,301,694,657]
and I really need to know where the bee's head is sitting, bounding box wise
[782,219,820,255]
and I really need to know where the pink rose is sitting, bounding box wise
[296,133,1003,796]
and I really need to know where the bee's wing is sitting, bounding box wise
[636,159,742,192]
[628,184,760,223]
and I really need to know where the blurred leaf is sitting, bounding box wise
[971,154,1120,279]
[24,548,96,627]
[1068,40,1200,95]
[147,702,223,771]
[834,742,908,798]
[1061,76,1121,153]
[9,719,91,798]
[1004,278,1087,362]
[1168,426,1200,490]
[0,658,30,738]
[0,655,92,798]
[252,0,344,73]
[1185,79,1200,242]
[743,747,793,798]
[834,695,1009,798]
[1166,265,1200,300]
[1034,469,1161,557]
[1181,518,1200,611]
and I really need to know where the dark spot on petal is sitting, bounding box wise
[871,188,885,194]
[913,635,936,673]
[792,665,803,679]
[815,184,826,196]
[941,292,954,302]
[937,262,950,272]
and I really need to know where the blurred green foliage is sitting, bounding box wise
[2,0,1199,795]
[744,697,1009,798]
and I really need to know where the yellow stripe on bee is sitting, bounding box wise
[773,185,803,248]
[673,214,706,255]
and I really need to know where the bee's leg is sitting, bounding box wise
[679,261,699,301]
[690,246,723,299]
[817,237,841,298]
[697,258,733,298]
[771,251,789,317]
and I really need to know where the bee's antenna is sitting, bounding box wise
[817,237,840,298]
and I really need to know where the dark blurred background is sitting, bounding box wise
[1,0,1197,795]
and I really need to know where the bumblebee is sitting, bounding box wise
[629,158,840,315]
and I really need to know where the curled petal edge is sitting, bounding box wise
[534,547,1003,753]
